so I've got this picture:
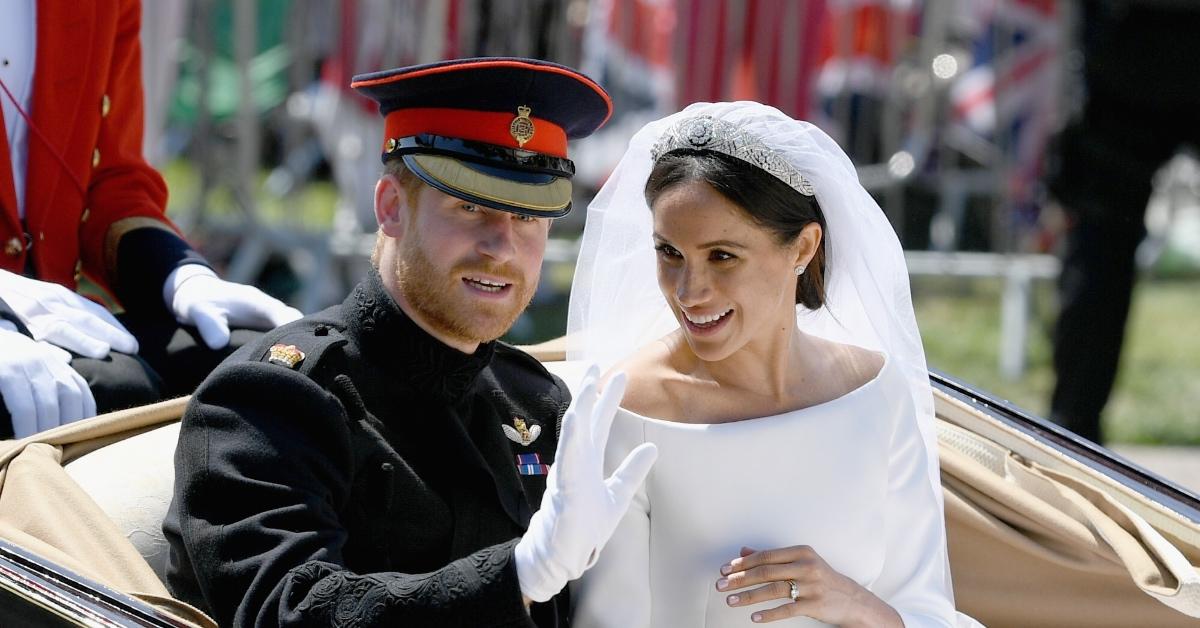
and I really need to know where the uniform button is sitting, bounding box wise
[39,232,44,241]
[81,208,90,223]
[92,148,100,167]
[73,260,83,282]
[101,94,111,117]
[4,237,22,256]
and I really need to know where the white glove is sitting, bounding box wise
[165,264,303,350]
[0,269,138,358]
[0,322,97,438]
[514,366,658,602]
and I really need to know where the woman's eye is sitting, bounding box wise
[710,250,735,262]
[654,244,681,258]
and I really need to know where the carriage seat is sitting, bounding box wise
[62,421,180,582]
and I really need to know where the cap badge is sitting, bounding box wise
[502,416,541,446]
[267,344,306,369]
[384,138,399,153]
[509,105,535,147]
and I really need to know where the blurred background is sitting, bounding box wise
[138,1,1198,459]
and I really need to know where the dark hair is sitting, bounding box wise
[644,150,828,309]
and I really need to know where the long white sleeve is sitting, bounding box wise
[872,384,958,627]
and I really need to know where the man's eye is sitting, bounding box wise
[461,203,479,213]
[516,213,536,222]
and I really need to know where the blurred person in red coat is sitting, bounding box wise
[0,0,300,439]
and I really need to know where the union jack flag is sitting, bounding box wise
[950,0,1061,224]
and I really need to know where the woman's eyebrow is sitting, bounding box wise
[652,234,747,249]
[697,239,746,249]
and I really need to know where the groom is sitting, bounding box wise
[163,58,655,627]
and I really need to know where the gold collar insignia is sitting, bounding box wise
[267,344,306,369]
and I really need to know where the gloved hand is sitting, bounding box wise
[0,269,138,358]
[0,322,97,438]
[514,366,658,602]
[165,264,303,350]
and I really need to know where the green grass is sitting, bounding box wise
[161,159,339,230]
[913,277,1200,445]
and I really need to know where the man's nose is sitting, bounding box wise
[476,213,518,262]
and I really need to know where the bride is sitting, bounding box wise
[566,102,974,626]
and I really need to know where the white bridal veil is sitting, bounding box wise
[566,100,944,517]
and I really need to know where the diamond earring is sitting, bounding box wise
[795,265,806,276]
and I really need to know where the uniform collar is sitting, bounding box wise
[347,269,496,401]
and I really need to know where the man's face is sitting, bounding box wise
[390,184,550,347]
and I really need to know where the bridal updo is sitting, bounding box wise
[644,150,828,309]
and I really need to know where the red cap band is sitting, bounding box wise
[383,108,568,158]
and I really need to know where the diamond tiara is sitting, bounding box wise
[650,115,816,197]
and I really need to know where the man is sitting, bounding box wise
[0,0,301,438]
[164,57,657,627]
[1047,0,1200,443]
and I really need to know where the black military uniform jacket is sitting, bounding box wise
[164,270,570,627]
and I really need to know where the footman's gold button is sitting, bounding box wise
[101,94,111,117]
[4,237,22,256]
[92,148,100,167]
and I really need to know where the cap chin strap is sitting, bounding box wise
[385,134,575,179]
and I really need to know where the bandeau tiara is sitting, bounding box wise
[650,114,816,197]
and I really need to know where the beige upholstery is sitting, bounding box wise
[0,357,1197,627]
[935,392,1200,627]
[64,421,180,581]
[0,398,213,627]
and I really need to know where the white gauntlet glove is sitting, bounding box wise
[0,269,138,358]
[514,366,658,602]
[0,322,96,437]
[165,265,303,350]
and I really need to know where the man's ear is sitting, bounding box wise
[375,174,410,239]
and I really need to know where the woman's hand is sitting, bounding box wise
[716,546,903,627]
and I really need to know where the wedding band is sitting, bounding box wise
[787,579,800,602]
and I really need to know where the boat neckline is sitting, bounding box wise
[616,352,891,429]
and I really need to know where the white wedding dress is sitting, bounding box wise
[569,355,957,627]
[564,102,980,627]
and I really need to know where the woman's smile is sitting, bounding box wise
[681,307,735,336]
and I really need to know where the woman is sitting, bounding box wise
[567,102,974,626]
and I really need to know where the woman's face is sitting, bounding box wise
[651,179,806,362]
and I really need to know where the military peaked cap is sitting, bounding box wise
[351,57,612,217]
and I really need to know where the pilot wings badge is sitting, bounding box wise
[502,416,541,446]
